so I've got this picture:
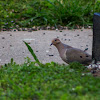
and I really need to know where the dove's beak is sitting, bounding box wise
[50,43,53,46]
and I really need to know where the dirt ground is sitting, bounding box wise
[0,29,93,65]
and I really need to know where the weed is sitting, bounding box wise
[23,41,41,66]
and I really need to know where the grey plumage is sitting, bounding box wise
[51,38,92,65]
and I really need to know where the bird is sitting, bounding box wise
[50,38,92,65]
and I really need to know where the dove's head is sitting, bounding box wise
[50,38,61,46]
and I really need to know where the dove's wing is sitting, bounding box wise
[65,48,92,64]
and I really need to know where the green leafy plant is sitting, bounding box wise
[23,41,41,65]
[0,60,100,99]
[0,0,100,29]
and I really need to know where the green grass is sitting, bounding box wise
[0,42,100,99]
[0,0,100,29]
[0,59,100,100]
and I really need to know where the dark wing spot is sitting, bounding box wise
[86,55,89,57]
[80,56,82,58]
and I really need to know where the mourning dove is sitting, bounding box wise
[50,38,92,65]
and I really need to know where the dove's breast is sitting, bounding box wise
[59,49,68,63]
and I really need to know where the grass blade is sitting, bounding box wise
[23,41,40,65]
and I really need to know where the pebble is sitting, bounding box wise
[87,63,100,70]
[86,45,88,47]
[2,37,5,39]
[64,39,67,41]
[77,34,79,36]
[46,50,49,53]
[88,26,91,29]
[56,29,58,31]
[10,45,12,47]
[49,55,54,56]
[1,25,92,31]
[43,33,45,35]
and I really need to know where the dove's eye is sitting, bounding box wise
[55,40,57,41]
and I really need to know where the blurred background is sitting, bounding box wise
[0,0,100,30]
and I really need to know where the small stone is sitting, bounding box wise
[64,39,67,41]
[2,47,4,48]
[88,26,91,29]
[68,39,70,41]
[36,51,38,52]
[10,34,12,36]
[43,33,45,35]
[2,37,5,39]
[49,55,54,56]
[77,34,79,36]
[87,65,92,69]
[56,29,58,31]
[60,31,62,32]
[10,45,12,47]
